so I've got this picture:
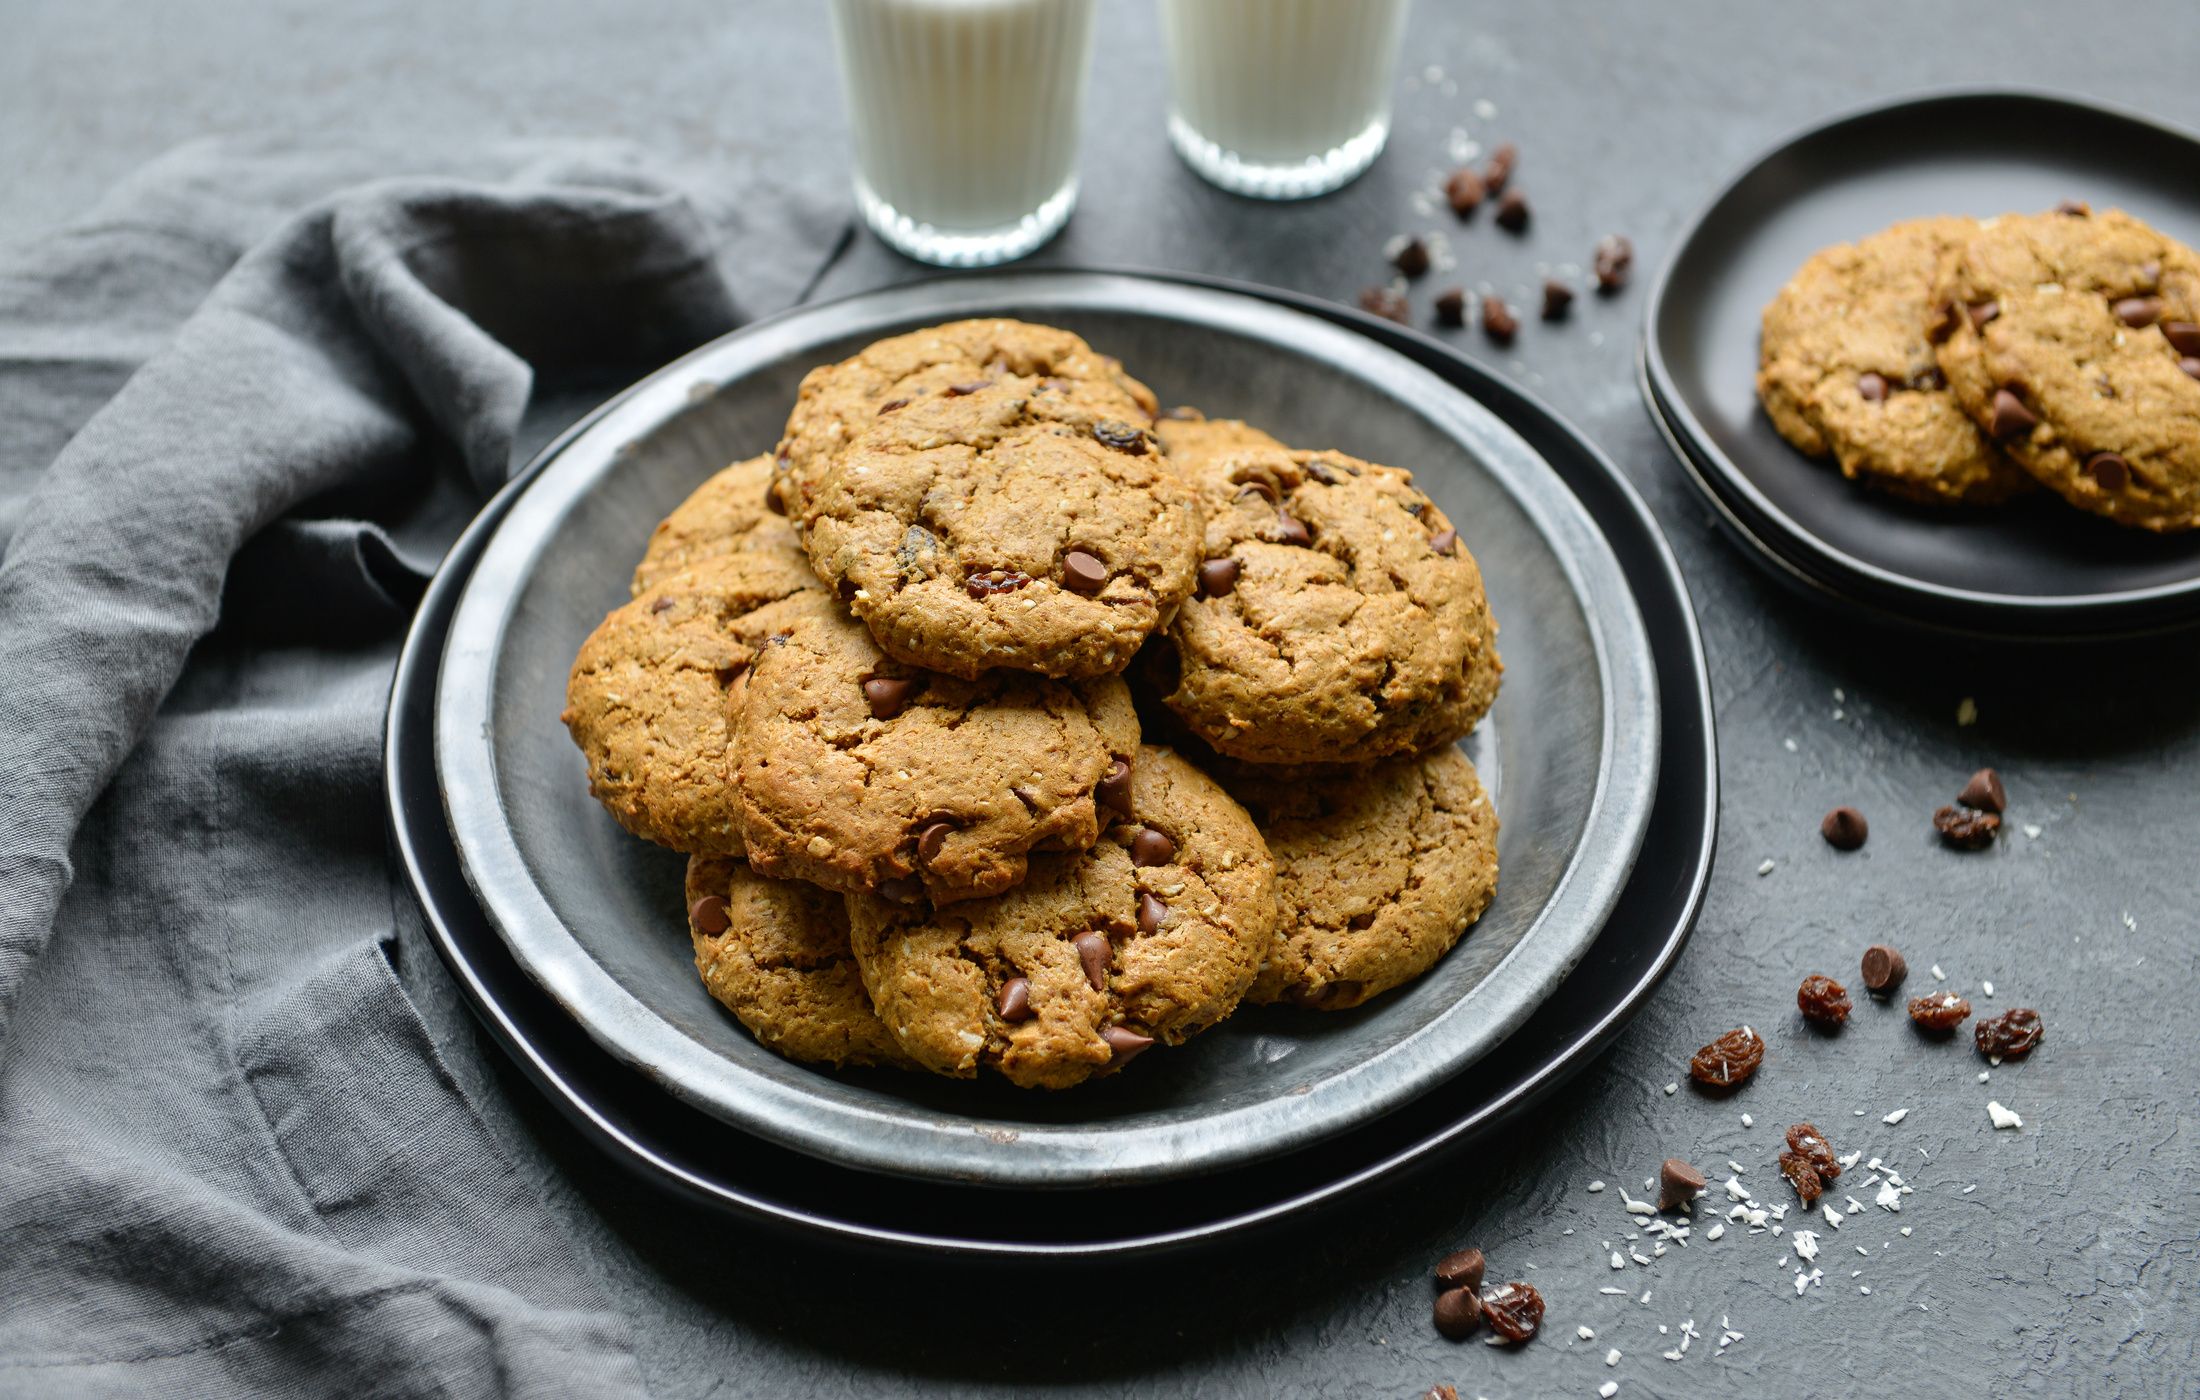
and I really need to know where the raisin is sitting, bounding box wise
[1784,1123,1839,1180]
[964,568,1033,599]
[1797,975,1852,1026]
[1688,1026,1765,1089]
[1934,804,2000,848]
[1908,991,1972,1032]
[1778,1151,1825,1205]
[1359,286,1411,324]
[1974,1007,2043,1059]
[1092,420,1148,454]
[1479,1282,1543,1344]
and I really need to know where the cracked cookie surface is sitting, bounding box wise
[731,595,1140,904]
[1147,417,1500,766]
[630,454,795,595]
[1934,206,2200,531]
[1757,217,2031,505]
[686,855,917,1070]
[843,745,1274,1089]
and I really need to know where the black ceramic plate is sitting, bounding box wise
[1644,88,2200,638]
[384,271,1716,1258]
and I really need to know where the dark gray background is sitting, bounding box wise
[9,2,2196,1396]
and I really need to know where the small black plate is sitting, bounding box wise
[1644,88,2200,638]
[384,272,1717,1259]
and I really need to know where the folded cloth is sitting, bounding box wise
[0,139,844,1397]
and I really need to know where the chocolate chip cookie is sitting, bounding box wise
[843,745,1275,1089]
[1146,417,1500,766]
[686,855,917,1070]
[630,454,794,596]
[562,549,823,855]
[732,595,1141,904]
[1934,206,2200,531]
[1216,744,1499,1010]
[1757,217,2031,505]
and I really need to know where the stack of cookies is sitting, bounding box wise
[1757,204,2200,531]
[563,320,1504,1090]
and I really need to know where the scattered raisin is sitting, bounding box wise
[1593,235,1634,292]
[1974,1007,2043,1059]
[1359,286,1411,324]
[1688,1026,1765,1089]
[1423,1388,1460,1400]
[1479,1282,1543,1344]
[1784,1123,1839,1180]
[1908,991,1972,1032]
[1778,1151,1825,1205]
[1433,286,1468,327]
[1797,975,1852,1026]
[1934,804,2000,848]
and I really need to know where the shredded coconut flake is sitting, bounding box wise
[1756,859,1776,876]
[1930,964,1947,981]
[1988,1100,2024,1130]
[1606,1347,1622,1366]
[1882,1108,1909,1125]
[1741,1113,1754,1128]
[1600,1384,1618,1399]
[1588,1180,1606,1193]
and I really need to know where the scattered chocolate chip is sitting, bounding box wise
[2183,355,2200,383]
[1430,527,1459,556]
[1432,1288,1482,1341]
[1593,235,1634,292]
[1100,1025,1153,1064]
[1958,767,2007,813]
[2089,451,2129,492]
[1445,166,1486,216]
[2162,321,2200,356]
[1393,237,1432,278]
[1479,1282,1543,1344]
[1132,826,1176,866]
[1196,558,1240,598]
[1967,300,2001,332]
[1433,1247,1486,1292]
[1820,805,1868,850]
[1934,804,2000,849]
[1990,387,2038,439]
[996,976,1033,1022]
[2057,199,2091,217]
[1778,1151,1825,1205]
[1860,944,1908,994]
[688,896,730,935]
[1092,420,1149,454]
[1096,758,1134,817]
[1434,286,1468,327]
[1926,300,1961,344]
[1482,142,1519,194]
[1360,286,1411,324]
[943,380,991,397]
[1857,371,1890,403]
[1688,1026,1765,1089]
[1138,891,1166,937]
[649,595,676,614]
[1072,930,1111,991]
[2113,295,2165,328]
[917,820,955,864]
[1061,549,1109,595]
[1974,1007,2043,1058]
[1494,189,1530,233]
[877,876,925,904]
[876,396,911,415]
[1908,990,1972,1032]
[1541,279,1573,321]
[1658,1157,1706,1210]
[1797,974,1852,1026]
[861,676,918,720]
[1276,512,1313,547]
[1482,295,1519,345]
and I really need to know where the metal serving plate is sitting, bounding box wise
[433,274,1660,1188]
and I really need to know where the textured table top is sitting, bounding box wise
[10,2,2197,1396]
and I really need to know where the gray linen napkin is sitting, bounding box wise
[0,138,842,1397]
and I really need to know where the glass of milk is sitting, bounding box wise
[1158,0,1413,199]
[828,0,1099,266]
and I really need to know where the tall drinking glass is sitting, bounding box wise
[828,0,1099,266]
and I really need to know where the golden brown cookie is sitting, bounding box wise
[1934,205,2200,531]
[1756,217,2031,505]
[685,855,917,1070]
[1146,417,1500,766]
[844,746,1275,1089]
[630,455,795,596]
[731,594,1141,904]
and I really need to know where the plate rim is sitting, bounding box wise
[430,271,1663,1188]
[1642,84,2200,626]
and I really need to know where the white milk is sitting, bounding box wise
[829,0,1098,265]
[1159,0,1412,198]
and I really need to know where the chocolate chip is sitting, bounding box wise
[1657,1157,1706,1211]
[1429,527,1459,557]
[1593,235,1633,292]
[1132,826,1176,866]
[764,482,788,516]
[1990,387,2038,440]
[1860,943,1907,994]
[649,595,676,614]
[1482,141,1518,194]
[1540,279,1573,320]
[1100,1025,1153,1063]
[876,396,911,415]
[1072,930,1111,990]
[1434,286,1468,327]
[1433,1247,1486,1292]
[1276,512,1312,547]
[2057,199,2091,217]
[1196,558,1240,598]
[1968,300,2001,332]
[1393,237,1432,278]
[1958,767,2007,814]
[943,380,991,397]
[1359,286,1410,324]
[1493,189,1530,233]
[1138,892,1166,936]
[2162,321,2200,356]
[1445,167,1486,216]
[917,820,955,864]
[1234,479,1278,504]
[1926,300,1961,344]
[2182,356,2200,383]
[1092,420,1149,454]
[1820,806,1868,850]
[1934,804,2000,849]
[1432,1287,1483,1340]
[861,676,918,720]
[2113,295,2165,328]
[1857,371,1890,403]
[1096,758,1133,816]
[1061,549,1109,595]
[688,895,730,934]
[997,976,1033,1022]
[877,876,925,904]
[1482,296,1518,345]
